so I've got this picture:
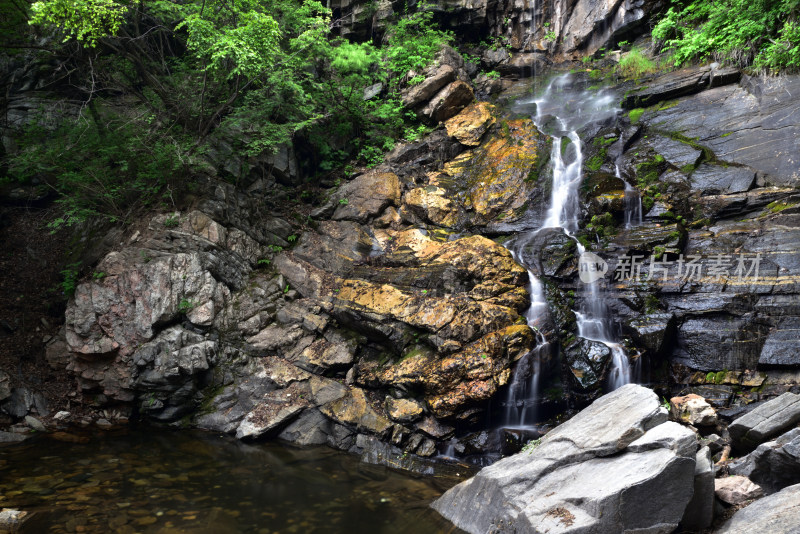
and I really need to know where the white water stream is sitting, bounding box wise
[502,74,633,427]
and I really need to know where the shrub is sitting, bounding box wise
[615,47,658,78]
[6,112,191,229]
[652,0,800,70]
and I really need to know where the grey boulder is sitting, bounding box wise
[432,384,701,534]
[716,483,800,534]
[730,427,800,494]
[728,392,800,451]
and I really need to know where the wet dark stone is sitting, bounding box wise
[649,135,703,170]
[519,227,578,280]
[564,338,612,392]
[641,75,800,187]
[689,164,756,196]
[624,313,676,356]
[759,317,800,366]
[622,67,711,109]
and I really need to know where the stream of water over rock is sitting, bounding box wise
[500,73,634,428]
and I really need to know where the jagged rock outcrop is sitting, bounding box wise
[730,428,800,495]
[53,100,543,457]
[432,385,705,533]
[571,71,800,395]
[333,0,663,63]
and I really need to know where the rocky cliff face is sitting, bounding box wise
[334,0,663,62]
[3,0,800,476]
[43,93,558,459]
[577,69,800,398]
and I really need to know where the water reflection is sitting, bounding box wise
[0,428,462,533]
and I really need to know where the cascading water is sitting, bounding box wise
[500,248,550,428]
[510,73,633,395]
[621,164,643,228]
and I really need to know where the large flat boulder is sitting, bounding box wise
[729,392,800,451]
[716,483,800,534]
[432,385,701,534]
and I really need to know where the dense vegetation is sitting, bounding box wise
[3,0,800,229]
[653,0,800,70]
[1,0,452,226]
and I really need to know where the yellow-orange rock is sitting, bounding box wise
[404,184,459,227]
[368,325,535,418]
[445,101,497,146]
[443,118,543,223]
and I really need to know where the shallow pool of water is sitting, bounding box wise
[0,428,463,533]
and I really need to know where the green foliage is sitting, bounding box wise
[652,0,800,70]
[18,0,456,221]
[177,298,196,314]
[60,262,81,297]
[178,9,282,80]
[585,154,605,172]
[586,212,616,238]
[615,47,658,78]
[30,0,127,46]
[384,9,453,76]
[757,21,800,70]
[522,438,542,453]
[6,112,192,229]
[330,41,379,75]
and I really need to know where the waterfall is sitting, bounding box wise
[621,165,643,228]
[499,243,551,428]
[514,73,632,392]
[574,239,632,389]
